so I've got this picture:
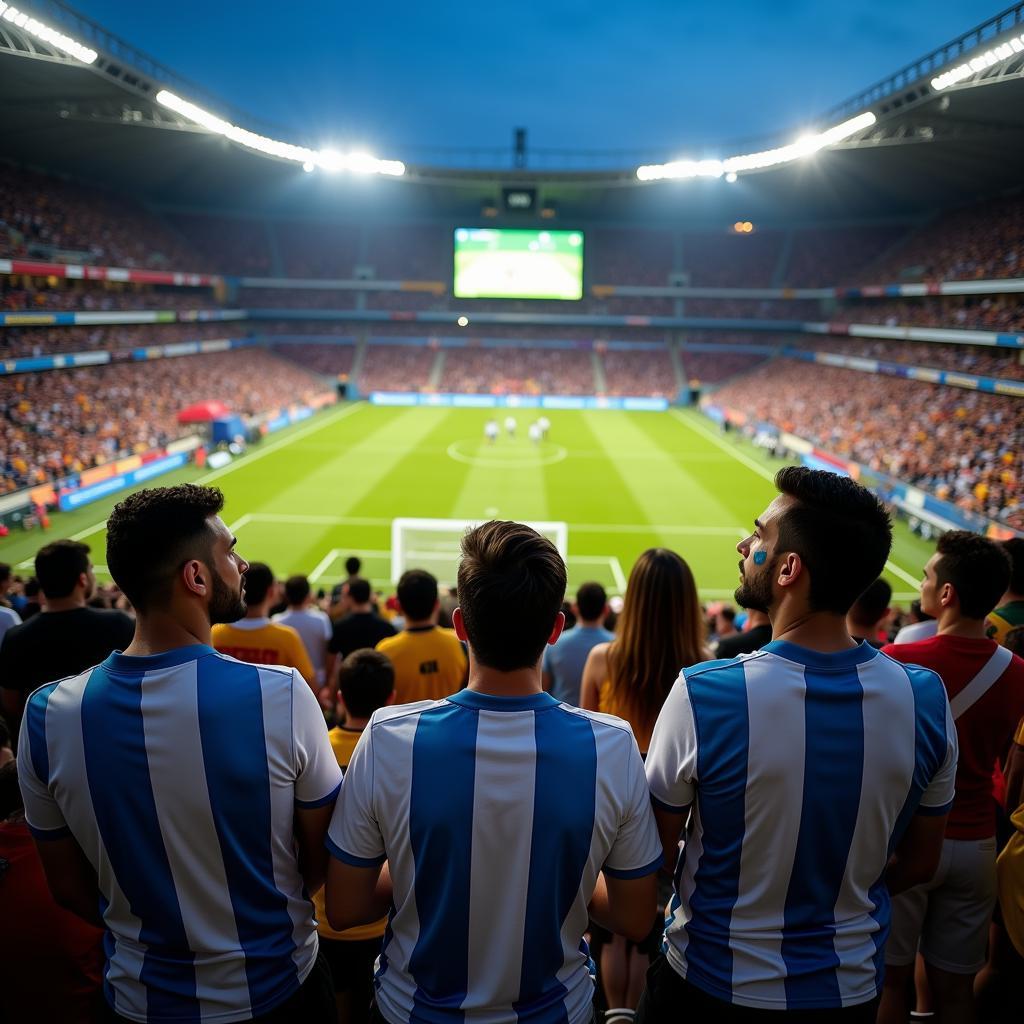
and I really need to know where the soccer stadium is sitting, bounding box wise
[2,2,1024,1023]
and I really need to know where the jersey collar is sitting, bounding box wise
[446,689,559,712]
[104,644,216,673]
[762,639,878,672]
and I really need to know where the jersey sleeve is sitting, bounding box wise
[645,671,699,812]
[918,693,959,815]
[292,669,343,808]
[16,691,70,839]
[326,721,386,867]
[603,731,663,878]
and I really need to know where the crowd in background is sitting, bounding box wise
[711,360,1024,528]
[0,350,325,491]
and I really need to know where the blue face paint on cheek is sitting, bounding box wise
[753,550,767,565]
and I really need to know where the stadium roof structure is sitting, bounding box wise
[3,0,1024,223]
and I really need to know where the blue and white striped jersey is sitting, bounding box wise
[646,640,958,1011]
[327,689,663,1024]
[17,644,343,1024]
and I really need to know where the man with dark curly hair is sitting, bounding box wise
[17,484,342,1024]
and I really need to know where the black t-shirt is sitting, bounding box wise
[0,607,135,695]
[329,612,396,658]
[715,623,773,659]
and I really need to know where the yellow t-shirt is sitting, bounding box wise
[988,601,1024,647]
[315,727,388,943]
[211,619,315,684]
[376,627,467,704]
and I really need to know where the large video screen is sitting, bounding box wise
[453,227,584,300]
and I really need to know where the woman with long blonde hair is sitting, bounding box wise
[580,547,708,1020]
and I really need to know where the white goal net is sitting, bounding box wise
[391,517,569,586]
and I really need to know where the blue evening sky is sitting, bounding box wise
[81,0,992,159]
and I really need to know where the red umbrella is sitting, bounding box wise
[176,400,232,424]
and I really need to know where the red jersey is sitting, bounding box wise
[0,818,105,1023]
[882,634,1024,840]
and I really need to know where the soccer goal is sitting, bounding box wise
[391,517,569,586]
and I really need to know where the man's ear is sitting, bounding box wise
[453,607,468,642]
[547,610,566,645]
[182,559,209,599]
[776,552,803,591]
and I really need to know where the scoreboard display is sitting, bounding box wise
[453,228,584,300]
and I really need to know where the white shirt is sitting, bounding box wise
[274,607,333,685]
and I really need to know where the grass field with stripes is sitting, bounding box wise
[5,403,933,603]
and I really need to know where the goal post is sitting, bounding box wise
[390,517,569,586]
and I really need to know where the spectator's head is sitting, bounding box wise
[347,578,372,607]
[909,599,934,624]
[396,570,439,625]
[105,484,248,623]
[0,761,20,819]
[574,582,608,625]
[241,563,275,611]
[24,577,40,601]
[455,521,566,672]
[35,540,94,604]
[921,530,1011,623]
[610,548,707,732]
[848,578,893,635]
[737,467,892,618]
[283,574,311,608]
[0,562,10,593]
[344,556,361,578]
[338,649,395,721]
[560,601,577,631]
[714,606,737,636]
[1002,538,1024,600]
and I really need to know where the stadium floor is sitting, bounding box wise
[7,403,933,602]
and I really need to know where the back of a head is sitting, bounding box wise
[935,530,1011,621]
[849,578,892,629]
[35,540,90,600]
[575,581,607,623]
[0,562,10,587]
[397,569,438,622]
[284,574,311,607]
[457,520,566,672]
[612,548,706,724]
[339,649,395,718]
[345,556,361,577]
[243,563,275,607]
[1003,538,1024,598]
[348,577,372,605]
[774,466,893,615]
[106,484,225,612]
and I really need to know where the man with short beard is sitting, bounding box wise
[640,468,959,1022]
[16,485,342,1024]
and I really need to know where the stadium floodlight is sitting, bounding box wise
[930,33,1024,91]
[636,111,876,182]
[0,3,98,64]
[155,90,406,177]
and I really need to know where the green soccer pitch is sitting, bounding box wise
[2,403,933,604]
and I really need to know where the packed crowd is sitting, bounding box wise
[0,322,250,360]
[867,194,1024,283]
[439,346,596,395]
[0,165,203,270]
[2,476,1022,1024]
[0,351,326,491]
[601,348,678,397]
[0,280,221,313]
[712,359,1024,527]
[783,223,909,286]
[272,342,357,377]
[792,336,1024,381]
[830,296,1024,334]
[680,349,769,384]
[358,344,437,394]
